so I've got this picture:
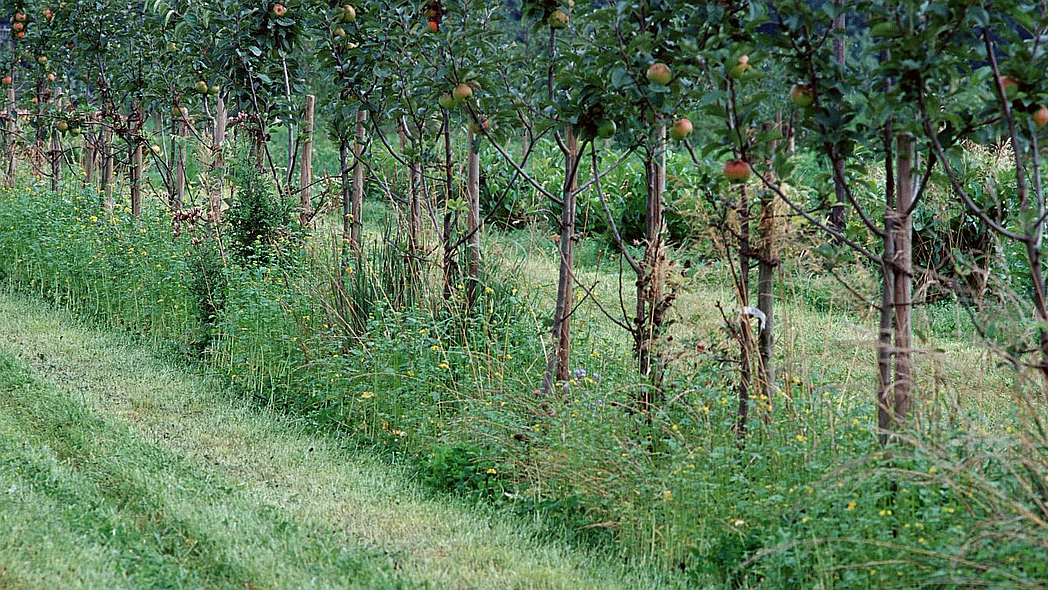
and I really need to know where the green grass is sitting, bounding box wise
[0,292,683,590]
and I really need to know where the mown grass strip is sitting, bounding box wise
[0,293,683,590]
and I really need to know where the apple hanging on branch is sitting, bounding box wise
[729,55,753,79]
[452,83,473,101]
[423,1,442,32]
[549,9,568,29]
[646,62,672,86]
[271,2,287,17]
[723,159,751,184]
[999,75,1019,98]
[790,84,814,108]
[1034,105,1048,130]
[669,118,693,141]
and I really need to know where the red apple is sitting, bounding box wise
[2,76,11,86]
[1000,76,1019,96]
[1034,105,1048,130]
[271,3,286,17]
[427,19,439,32]
[790,84,814,108]
[669,118,693,141]
[14,12,26,21]
[646,62,672,85]
[723,159,751,184]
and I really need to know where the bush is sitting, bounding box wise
[225,143,292,264]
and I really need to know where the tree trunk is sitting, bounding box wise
[299,95,315,227]
[398,116,419,254]
[442,109,455,300]
[756,201,776,402]
[212,96,228,223]
[637,125,667,409]
[49,133,59,193]
[131,139,143,218]
[466,128,481,309]
[101,125,114,213]
[129,103,143,217]
[893,133,914,423]
[84,132,96,185]
[4,76,15,184]
[757,120,781,404]
[828,4,848,235]
[340,137,351,245]
[214,97,228,163]
[172,118,186,209]
[878,122,897,444]
[542,126,579,393]
[736,181,753,438]
[351,110,365,253]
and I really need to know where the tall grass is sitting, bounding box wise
[1,175,1046,588]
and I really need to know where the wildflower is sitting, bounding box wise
[486,468,497,475]
[438,362,450,370]
[661,490,673,502]
[795,434,807,442]
[484,287,494,295]
[360,391,375,399]
[846,501,857,511]
[878,509,892,516]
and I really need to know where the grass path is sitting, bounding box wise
[0,293,680,590]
